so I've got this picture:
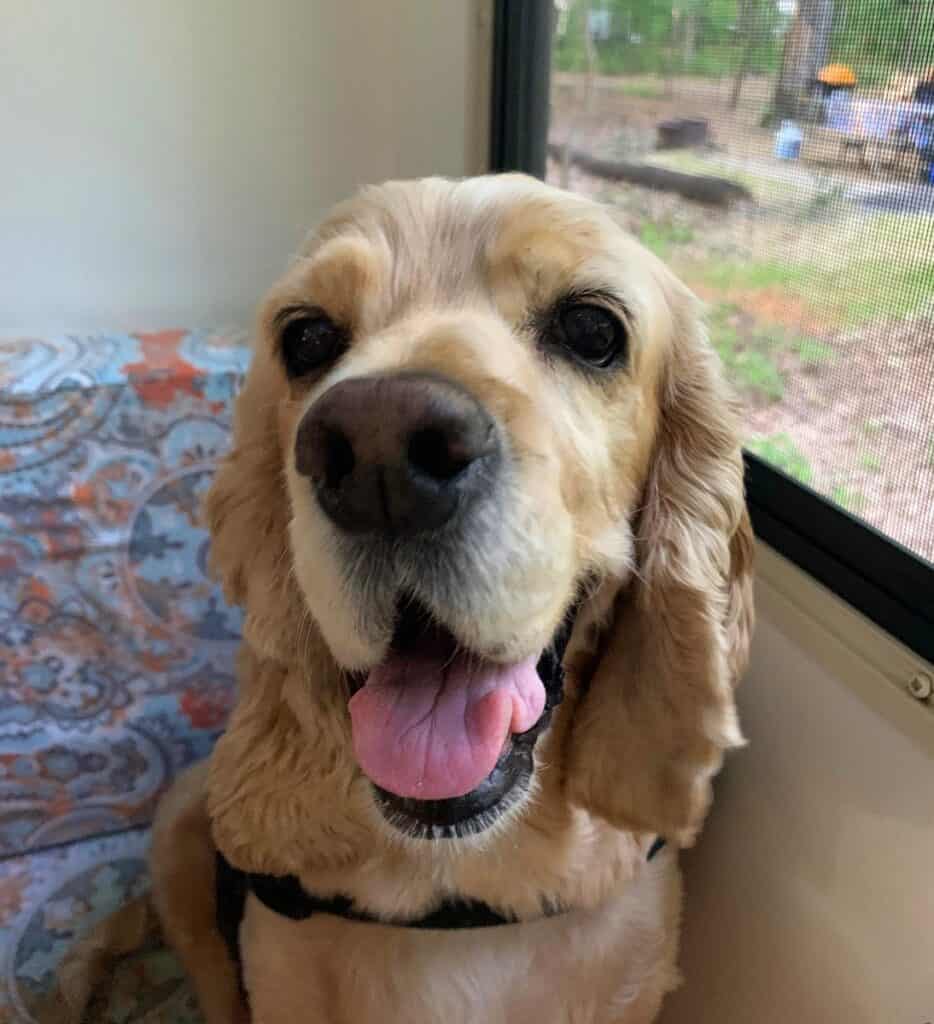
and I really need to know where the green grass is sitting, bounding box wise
[859,452,883,472]
[728,348,784,401]
[788,215,934,327]
[708,304,785,403]
[747,433,814,486]
[639,221,694,259]
[695,259,813,293]
[646,156,934,330]
[805,184,848,219]
[834,260,934,325]
[689,231,934,331]
[706,302,832,404]
[861,418,886,437]
[831,485,867,514]
[796,337,835,366]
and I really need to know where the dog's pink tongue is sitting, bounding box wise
[349,649,545,800]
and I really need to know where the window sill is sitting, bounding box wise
[755,540,934,759]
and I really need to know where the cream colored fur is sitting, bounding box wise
[54,174,754,1023]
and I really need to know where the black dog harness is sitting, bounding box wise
[215,837,667,994]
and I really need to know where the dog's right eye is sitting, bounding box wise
[554,302,627,370]
[280,314,348,378]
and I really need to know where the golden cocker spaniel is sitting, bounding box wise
[57,174,754,1024]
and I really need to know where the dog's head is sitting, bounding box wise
[206,175,753,870]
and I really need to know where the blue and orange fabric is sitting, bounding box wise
[1,329,250,1023]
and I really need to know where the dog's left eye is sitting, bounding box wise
[280,314,348,378]
[554,303,626,369]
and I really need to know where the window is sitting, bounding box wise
[492,0,934,661]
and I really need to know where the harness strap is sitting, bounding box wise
[215,851,519,998]
[647,836,667,861]
[216,835,668,995]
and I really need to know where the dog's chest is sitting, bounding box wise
[238,853,679,1024]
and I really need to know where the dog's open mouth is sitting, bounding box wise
[348,598,572,838]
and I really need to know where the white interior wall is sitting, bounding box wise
[660,548,934,1024]
[0,0,491,331]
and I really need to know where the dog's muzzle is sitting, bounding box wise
[292,370,569,839]
[294,371,502,536]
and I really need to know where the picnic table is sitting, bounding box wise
[805,95,934,177]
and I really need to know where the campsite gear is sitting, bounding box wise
[775,120,803,160]
[825,89,853,130]
[656,118,709,150]
[818,64,856,88]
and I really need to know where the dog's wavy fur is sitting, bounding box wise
[53,175,753,1024]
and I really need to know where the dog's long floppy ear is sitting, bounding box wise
[567,278,755,846]
[204,349,307,663]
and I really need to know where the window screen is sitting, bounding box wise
[547,0,934,568]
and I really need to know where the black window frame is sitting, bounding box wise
[490,0,934,664]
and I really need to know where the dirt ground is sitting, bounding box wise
[551,71,777,162]
[548,73,934,564]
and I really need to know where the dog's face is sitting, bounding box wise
[207,176,753,868]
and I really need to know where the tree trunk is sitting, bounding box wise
[771,0,834,123]
[729,0,757,110]
[561,9,598,189]
[682,11,697,65]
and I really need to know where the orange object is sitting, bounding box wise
[818,63,857,87]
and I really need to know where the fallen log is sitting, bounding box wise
[547,142,752,207]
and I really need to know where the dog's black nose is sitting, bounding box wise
[295,372,500,535]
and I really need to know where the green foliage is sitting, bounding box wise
[553,0,784,78]
[861,417,885,436]
[859,451,882,471]
[554,0,934,84]
[638,220,695,258]
[747,433,815,484]
[835,216,934,324]
[696,258,812,291]
[837,259,934,325]
[831,484,867,513]
[709,303,785,402]
[796,337,835,366]
[728,347,785,399]
[705,302,837,404]
[687,214,934,331]
[832,0,934,86]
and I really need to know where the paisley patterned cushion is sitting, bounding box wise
[0,829,200,1023]
[0,330,250,857]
